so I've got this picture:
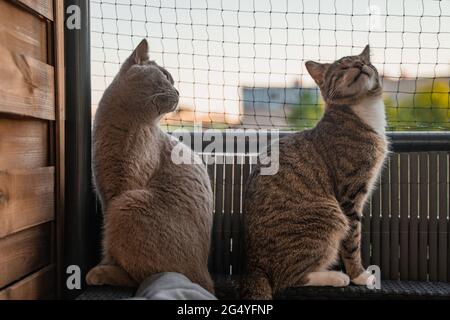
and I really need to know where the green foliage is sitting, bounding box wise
[385,81,450,131]
[287,90,324,130]
[288,82,450,131]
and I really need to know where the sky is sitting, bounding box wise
[90,0,450,122]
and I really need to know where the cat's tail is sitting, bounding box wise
[240,270,273,300]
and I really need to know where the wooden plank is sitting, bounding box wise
[222,156,233,275]
[242,155,251,188]
[428,152,438,281]
[438,152,448,281]
[240,154,252,275]
[213,159,224,274]
[448,217,450,282]
[380,161,390,279]
[0,1,47,62]
[0,265,54,300]
[206,154,215,186]
[399,153,409,280]
[52,13,66,288]
[0,223,51,288]
[361,200,370,266]
[0,118,49,170]
[0,166,54,238]
[409,152,419,280]
[370,177,381,266]
[16,0,54,21]
[206,154,215,272]
[0,44,55,120]
[231,155,242,274]
[418,153,429,281]
[389,154,400,280]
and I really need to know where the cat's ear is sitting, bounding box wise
[132,39,149,64]
[305,61,329,87]
[359,44,370,63]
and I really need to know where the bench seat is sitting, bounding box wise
[76,276,450,300]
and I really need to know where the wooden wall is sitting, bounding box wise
[0,0,64,300]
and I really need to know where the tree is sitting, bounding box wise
[385,81,450,131]
[288,81,450,131]
[287,90,324,130]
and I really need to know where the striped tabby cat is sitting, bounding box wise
[242,45,388,299]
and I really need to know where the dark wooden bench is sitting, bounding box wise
[73,132,450,299]
[77,277,450,300]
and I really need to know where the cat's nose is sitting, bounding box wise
[175,89,179,96]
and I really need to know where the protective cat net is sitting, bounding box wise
[91,0,450,131]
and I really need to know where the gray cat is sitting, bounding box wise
[86,39,214,293]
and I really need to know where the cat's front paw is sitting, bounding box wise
[86,264,137,287]
[86,266,106,286]
[351,271,375,286]
[334,272,351,287]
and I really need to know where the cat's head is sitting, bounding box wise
[116,39,179,117]
[305,45,381,106]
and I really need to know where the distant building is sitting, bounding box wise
[240,86,320,128]
[160,76,449,130]
[240,76,450,129]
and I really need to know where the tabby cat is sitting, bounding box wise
[241,45,388,299]
[86,39,214,293]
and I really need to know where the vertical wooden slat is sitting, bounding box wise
[206,154,215,184]
[361,200,371,266]
[205,154,215,272]
[438,152,448,281]
[243,156,251,186]
[419,153,429,281]
[370,177,381,266]
[428,152,438,281]
[52,0,66,296]
[206,152,214,197]
[381,160,390,279]
[213,158,224,274]
[231,155,242,274]
[222,156,233,275]
[399,153,409,280]
[409,152,419,280]
[241,154,252,274]
[243,135,252,185]
[447,153,450,282]
[389,154,400,279]
[448,218,450,282]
